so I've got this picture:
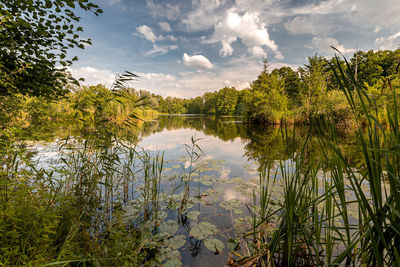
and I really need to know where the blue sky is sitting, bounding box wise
[69,0,400,98]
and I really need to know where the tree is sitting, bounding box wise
[187,96,204,114]
[243,72,288,123]
[0,0,102,98]
[271,67,301,102]
[203,92,217,114]
[351,49,400,86]
[298,55,329,122]
[215,87,238,115]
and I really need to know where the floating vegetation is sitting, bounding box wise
[189,222,218,240]
[204,237,225,253]
[219,199,243,215]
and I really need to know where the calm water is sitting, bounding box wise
[23,115,360,266]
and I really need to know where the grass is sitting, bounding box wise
[229,53,400,266]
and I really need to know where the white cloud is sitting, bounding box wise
[68,66,116,87]
[146,0,180,20]
[136,25,161,43]
[136,25,176,43]
[158,21,172,32]
[375,32,400,50]
[182,53,214,70]
[249,46,266,58]
[285,16,335,35]
[285,0,400,37]
[207,9,283,59]
[145,44,179,56]
[135,25,177,56]
[166,35,176,42]
[310,36,355,55]
[137,72,176,82]
[182,0,228,31]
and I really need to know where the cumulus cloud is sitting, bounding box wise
[68,66,116,87]
[146,0,180,20]
[375,32,400,50]
[182,53,214,70]
[182,0,228,31]
[158,21,172,32]
[310,36,355,55]
[207,9,283,59]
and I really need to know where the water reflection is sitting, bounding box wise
[20,115,363,266]
[139,115,360,169]
[21,115,361,171]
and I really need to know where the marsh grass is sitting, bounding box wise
[231,52,400,266]
[0,71,187,266]
[323,53,400,266]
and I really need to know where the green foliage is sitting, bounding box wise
[203,92,217,114]
[0,0,102,98]
[324,54,400,266]
[158,96,187,114]
[214,87,239,115]
[352,49,400,86]
[297,55,330,122]
[271,66,301,102]
[242,72,288,123]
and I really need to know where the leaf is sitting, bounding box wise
[219,199,242,211]
[163,259,182,267]
[189,222,217,240]
[159,220,178,236]
[165,235,186,250]
[204,237,225,253]
[186,210,201,220]
[227,238,238,250]
[200,179,212,185]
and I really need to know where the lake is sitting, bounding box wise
[23,115,360,266]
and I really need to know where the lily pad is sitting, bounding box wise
[204,237,225,253]
[165,234,186,250]
[200,179,212,185]
[159,220,178,236]
[163,259,182,267]
[186,210,201,220]
[219,199,242,210]
[189,221,217,240]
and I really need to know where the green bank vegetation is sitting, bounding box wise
[6,49,400,127]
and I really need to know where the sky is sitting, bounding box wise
[68,0,400,98]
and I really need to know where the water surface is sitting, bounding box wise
[23,115,359,266]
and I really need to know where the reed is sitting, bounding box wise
[235,52,400,266]
[323,52,400,266]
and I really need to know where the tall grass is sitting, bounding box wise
[323,53,400,266]
[234,53,400,266]
[0,71,172,266]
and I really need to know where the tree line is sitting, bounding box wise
[171,49,400,125]
[3,49,399,127]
